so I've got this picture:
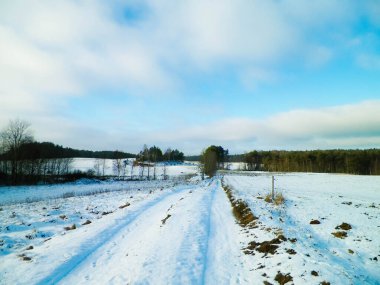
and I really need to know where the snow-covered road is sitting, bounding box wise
[1,173,379,285]
[56,180,218,285]
[0,178,252,285]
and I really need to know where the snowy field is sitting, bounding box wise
[71,157,198,177]
[0,171,379,284]
[224,173,380,284]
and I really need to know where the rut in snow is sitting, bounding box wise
[35,184,194,285]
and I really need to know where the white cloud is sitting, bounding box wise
[0,1,379,153]
[0,0,374,108]
[150,101,380,153]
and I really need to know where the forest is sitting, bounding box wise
[243,149,380,175]
[0,141,136,160]
[136,145,184,163]
[0,120,185,185]
[1,119,380,186]
[190,149,380,175]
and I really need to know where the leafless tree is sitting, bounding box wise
[130,160,135,180]
[163,164,168,180]
[113,158,123,178]
[0,119,34,183]
[122,159,128,180]
[94,158,102,176]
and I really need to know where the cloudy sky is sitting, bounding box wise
[1,0,380,154]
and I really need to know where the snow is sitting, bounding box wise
[1,170,379,284]
[70,157,198,178]
[224,172,380,284]
[0,180,175,206]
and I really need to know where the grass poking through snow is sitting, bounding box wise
[264,192,285,206]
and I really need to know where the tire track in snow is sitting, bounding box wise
[200,179,218,284]
[35,184,194,285]
[58,180,216,284]
[171,178,217,284]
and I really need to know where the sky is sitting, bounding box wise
[0,0,380,155]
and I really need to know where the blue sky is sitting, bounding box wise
[1,0,380,154]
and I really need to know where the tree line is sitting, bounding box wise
[0,141,135,160]
[243,149,380,175]
[136,145,184,163]
[107,145,184,181]
[0,119,187,185]
[198,146,380,177]
[0,120,135,185]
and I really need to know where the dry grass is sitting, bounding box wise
[264,192,285,205]
[232,200,257,226]
[222,184,257,227]
[274,192,285,205]
[264,194,272,203]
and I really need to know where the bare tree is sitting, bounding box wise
[130,160,135,180]
[113,158,123,178]
[101,158,107,176]
[163,163,168,180]
[62,158,73,175]
[0,119,34,183]
[94,159,101,176]
[122,159,128,180]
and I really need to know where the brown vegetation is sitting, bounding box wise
[161,214,171,225]
[64,224,76,231]
[18,254,32,261]
[82,220,92,225]
[273,192,285,205]
[264,192,285,206]
[274,272,293,285]
[331,231,347,239]
[222,184,257,227]
[286,248,296,255]
[119,202,130,209]
[245,235,287,255]
[335,222,352,230]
